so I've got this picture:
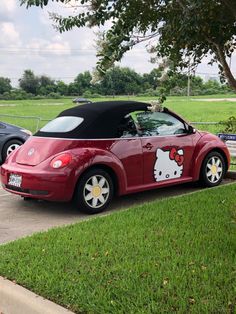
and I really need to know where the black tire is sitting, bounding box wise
[74,168,114,214]
[2,139,23,162]
[200,151,226,187]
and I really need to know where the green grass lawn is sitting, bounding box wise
[0,94,236,168]
[0,94,236,133]
[0,183,236,313]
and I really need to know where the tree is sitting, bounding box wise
[19,70,40,95]
[21,0,236,91]
[56,80,68,95]
[142,69,162,90]
[38,75,56,95]
[0,77,12,94]
[100,66,143,95]
[74,71,93,95]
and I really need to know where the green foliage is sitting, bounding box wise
[20,0,236,89]
[99,66,143,95]
[1,67,233,100]
[0,77,12,94]
[56,80,68,96]
[19,69,40,94]
[82,90,92,98]
[221,116,236,133]
[47,92,61,99]
[0,89,33,100]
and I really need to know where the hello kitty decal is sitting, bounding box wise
[154,147,184,182]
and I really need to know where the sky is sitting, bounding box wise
[0,0,235,87]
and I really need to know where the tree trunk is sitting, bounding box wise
[214,45,236,92]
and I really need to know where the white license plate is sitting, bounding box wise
[8,174,22,188]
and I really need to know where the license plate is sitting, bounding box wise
[8,174,22,188]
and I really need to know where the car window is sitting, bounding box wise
[40,116,84,133]
[134,111,187,136]
[117,114,139,138]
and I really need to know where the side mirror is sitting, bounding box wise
[188,125,196,134]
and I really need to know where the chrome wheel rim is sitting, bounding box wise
[83,175,110,209]
[206,156,223,184]
[7,143,20,156]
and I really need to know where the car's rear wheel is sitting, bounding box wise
[75,168,114,214]
[200,151,226,187]
[2,139,23,162]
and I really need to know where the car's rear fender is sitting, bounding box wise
[72,148,127,196]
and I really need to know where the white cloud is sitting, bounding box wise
[0,0,17,14]
[0,22,21,46]
[46,42,71,55]
[26,36,71,55]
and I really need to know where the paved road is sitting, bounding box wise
[0,179,234,245]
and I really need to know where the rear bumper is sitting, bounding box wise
[0,164,75,201]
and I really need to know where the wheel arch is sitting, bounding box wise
[195,148,229,181]
[73,163,121,199]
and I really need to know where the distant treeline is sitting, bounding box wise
[0,67,233,100]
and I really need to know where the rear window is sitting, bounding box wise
[40,116,84,133]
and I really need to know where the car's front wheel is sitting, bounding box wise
[2,139,23,162]
[200,151,226,187]
[75,168,114,214]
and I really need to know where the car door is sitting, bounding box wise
[135,110,197,185]
[110,113,143,189]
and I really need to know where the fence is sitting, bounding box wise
[0,114,50,132]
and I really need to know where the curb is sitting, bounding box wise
[226,170,236,180]
[0,276,74,314]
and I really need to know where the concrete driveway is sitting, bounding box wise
[0,179,233,245]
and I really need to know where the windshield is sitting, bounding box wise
[40,116,84,133]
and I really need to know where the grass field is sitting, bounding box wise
[0,183,235,313]
[0,94,235,168]
[0,94,236,133]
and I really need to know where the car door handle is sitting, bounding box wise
[143,143,153,150]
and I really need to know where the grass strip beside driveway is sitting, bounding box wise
[0,184,236,313]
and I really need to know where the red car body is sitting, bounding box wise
[0,101,230,213]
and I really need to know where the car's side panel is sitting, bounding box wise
[1,132,230,203]
[2,137,143,199]
[71,138,143,195]
[71,147,128,196]
[141,133,196,185]
[109,138,143,188]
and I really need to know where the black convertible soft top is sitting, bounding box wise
[35,100,149,139]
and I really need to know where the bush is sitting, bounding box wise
[138,88,160,97]
[82,90,92,98]
[89,93,102,98]
[34,95,46,100]
[47,92,61,99]
[0,90,33,100]
[220,116,236,133]
[169,87,187,96]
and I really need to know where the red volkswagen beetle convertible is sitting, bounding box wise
[1,101,230,214]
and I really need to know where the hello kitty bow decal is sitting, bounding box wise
[169,147,184,166]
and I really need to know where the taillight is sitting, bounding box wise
[50,153,72,169]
